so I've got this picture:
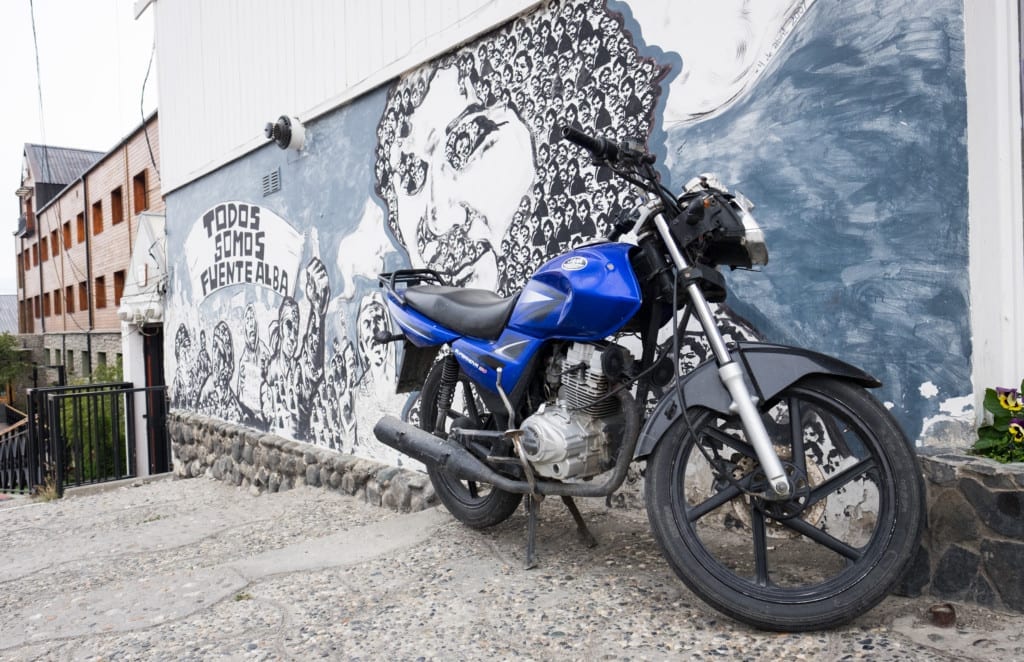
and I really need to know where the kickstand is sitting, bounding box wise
[561,496,598,548]
[524,494,541,570]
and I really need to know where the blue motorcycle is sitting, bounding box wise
[374,126,923,631]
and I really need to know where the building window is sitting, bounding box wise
[25,197,34,233]
[82,351,91,376]
[33,296,40,318]
[55,349,61,365]
[53,289,62,315]
[66,351,74,374]
[32,244,38,266]
[63,221,71,249]
[92,200,103,235]
[66,285,74,313]
[133,171,148,214]
[23,250,30,270]
[44,349,50,365]
[95,275,106,309]
[43,292,51,317]
[114,270,125,306]
[76,213,85,243]
[40,237,48,262]
[79,281,88,311]
[50,230,59,257]
[111,187,124,225]
[97,352,107,367]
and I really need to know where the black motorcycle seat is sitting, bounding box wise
[403,285,517,340]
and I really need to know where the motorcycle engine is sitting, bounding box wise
[518,343,628,480]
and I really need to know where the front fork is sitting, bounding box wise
[649,203,792,499]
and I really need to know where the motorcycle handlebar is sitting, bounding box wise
[560,125,656,166]
[560,125,620,161]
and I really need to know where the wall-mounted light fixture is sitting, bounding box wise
[264,115,306,151]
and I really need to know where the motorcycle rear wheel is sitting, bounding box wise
[645,376,923,631]
[419,361,522,529]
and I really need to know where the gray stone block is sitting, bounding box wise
[981,539,1024,612]
[927,488,978,545]
[894,544,930,597]
[932,544,979,598]
[959,477,1024,538]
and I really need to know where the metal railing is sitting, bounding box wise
[0,409,30,492]
[19,383,169,498]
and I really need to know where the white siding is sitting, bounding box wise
[965,0,1024,417]
[154,0,539,193]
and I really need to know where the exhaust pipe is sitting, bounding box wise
[373,416,528,494]
[373,386,640,498]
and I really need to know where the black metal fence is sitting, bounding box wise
[5,383,170,497]
[0,405,30,492]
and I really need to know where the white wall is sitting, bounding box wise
[121,323,150,476]
[965,0,1024,416]
[153,0,538,193]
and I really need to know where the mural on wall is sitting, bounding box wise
[371,0,669,294]
[648,0,973,441]
[169,0,678,461]
[185,202,303,298]
[166,0,971,468]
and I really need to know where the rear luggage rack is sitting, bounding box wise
[378,269,448,303]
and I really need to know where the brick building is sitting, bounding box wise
[14,112,163,384]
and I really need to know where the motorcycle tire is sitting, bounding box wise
[645,376,924,631]
[419,360,522,529]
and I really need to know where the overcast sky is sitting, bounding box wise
[0,0,157,295]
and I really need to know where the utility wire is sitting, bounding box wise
[29,0,50,184]
[141,42,160,178]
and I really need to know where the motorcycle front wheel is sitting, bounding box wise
[419,360,522,529]
[645,376,923,631]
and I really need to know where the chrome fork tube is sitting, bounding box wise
[651,206,791,498]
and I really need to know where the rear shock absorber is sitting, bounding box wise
[432,354,460,436]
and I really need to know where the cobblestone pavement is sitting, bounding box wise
[0,477,1020,661]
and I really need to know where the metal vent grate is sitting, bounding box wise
[262,168,281,196]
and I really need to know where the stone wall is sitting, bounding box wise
[898,448,1024,613]
[168,411,437,513]
[170,413,1023,613]
[41,332,122,379]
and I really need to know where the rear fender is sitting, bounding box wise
[633,342,880,460]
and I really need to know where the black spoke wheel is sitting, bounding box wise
[645,376,923,631]
[420,361,521,529]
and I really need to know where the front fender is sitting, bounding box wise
[633,342,880,460]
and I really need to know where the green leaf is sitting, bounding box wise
[973,436,1005,451]
[983,388,1001,415]
[991,412,1013,429]
[977,425,1003,439]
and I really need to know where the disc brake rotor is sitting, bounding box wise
[729,446,826,539]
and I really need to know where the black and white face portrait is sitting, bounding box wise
[375,0,668,295]
[383,65,535,289]
[278,298,300,360]
[212,320,234,378]
[243,304,259,349]
[357,295,391,372]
